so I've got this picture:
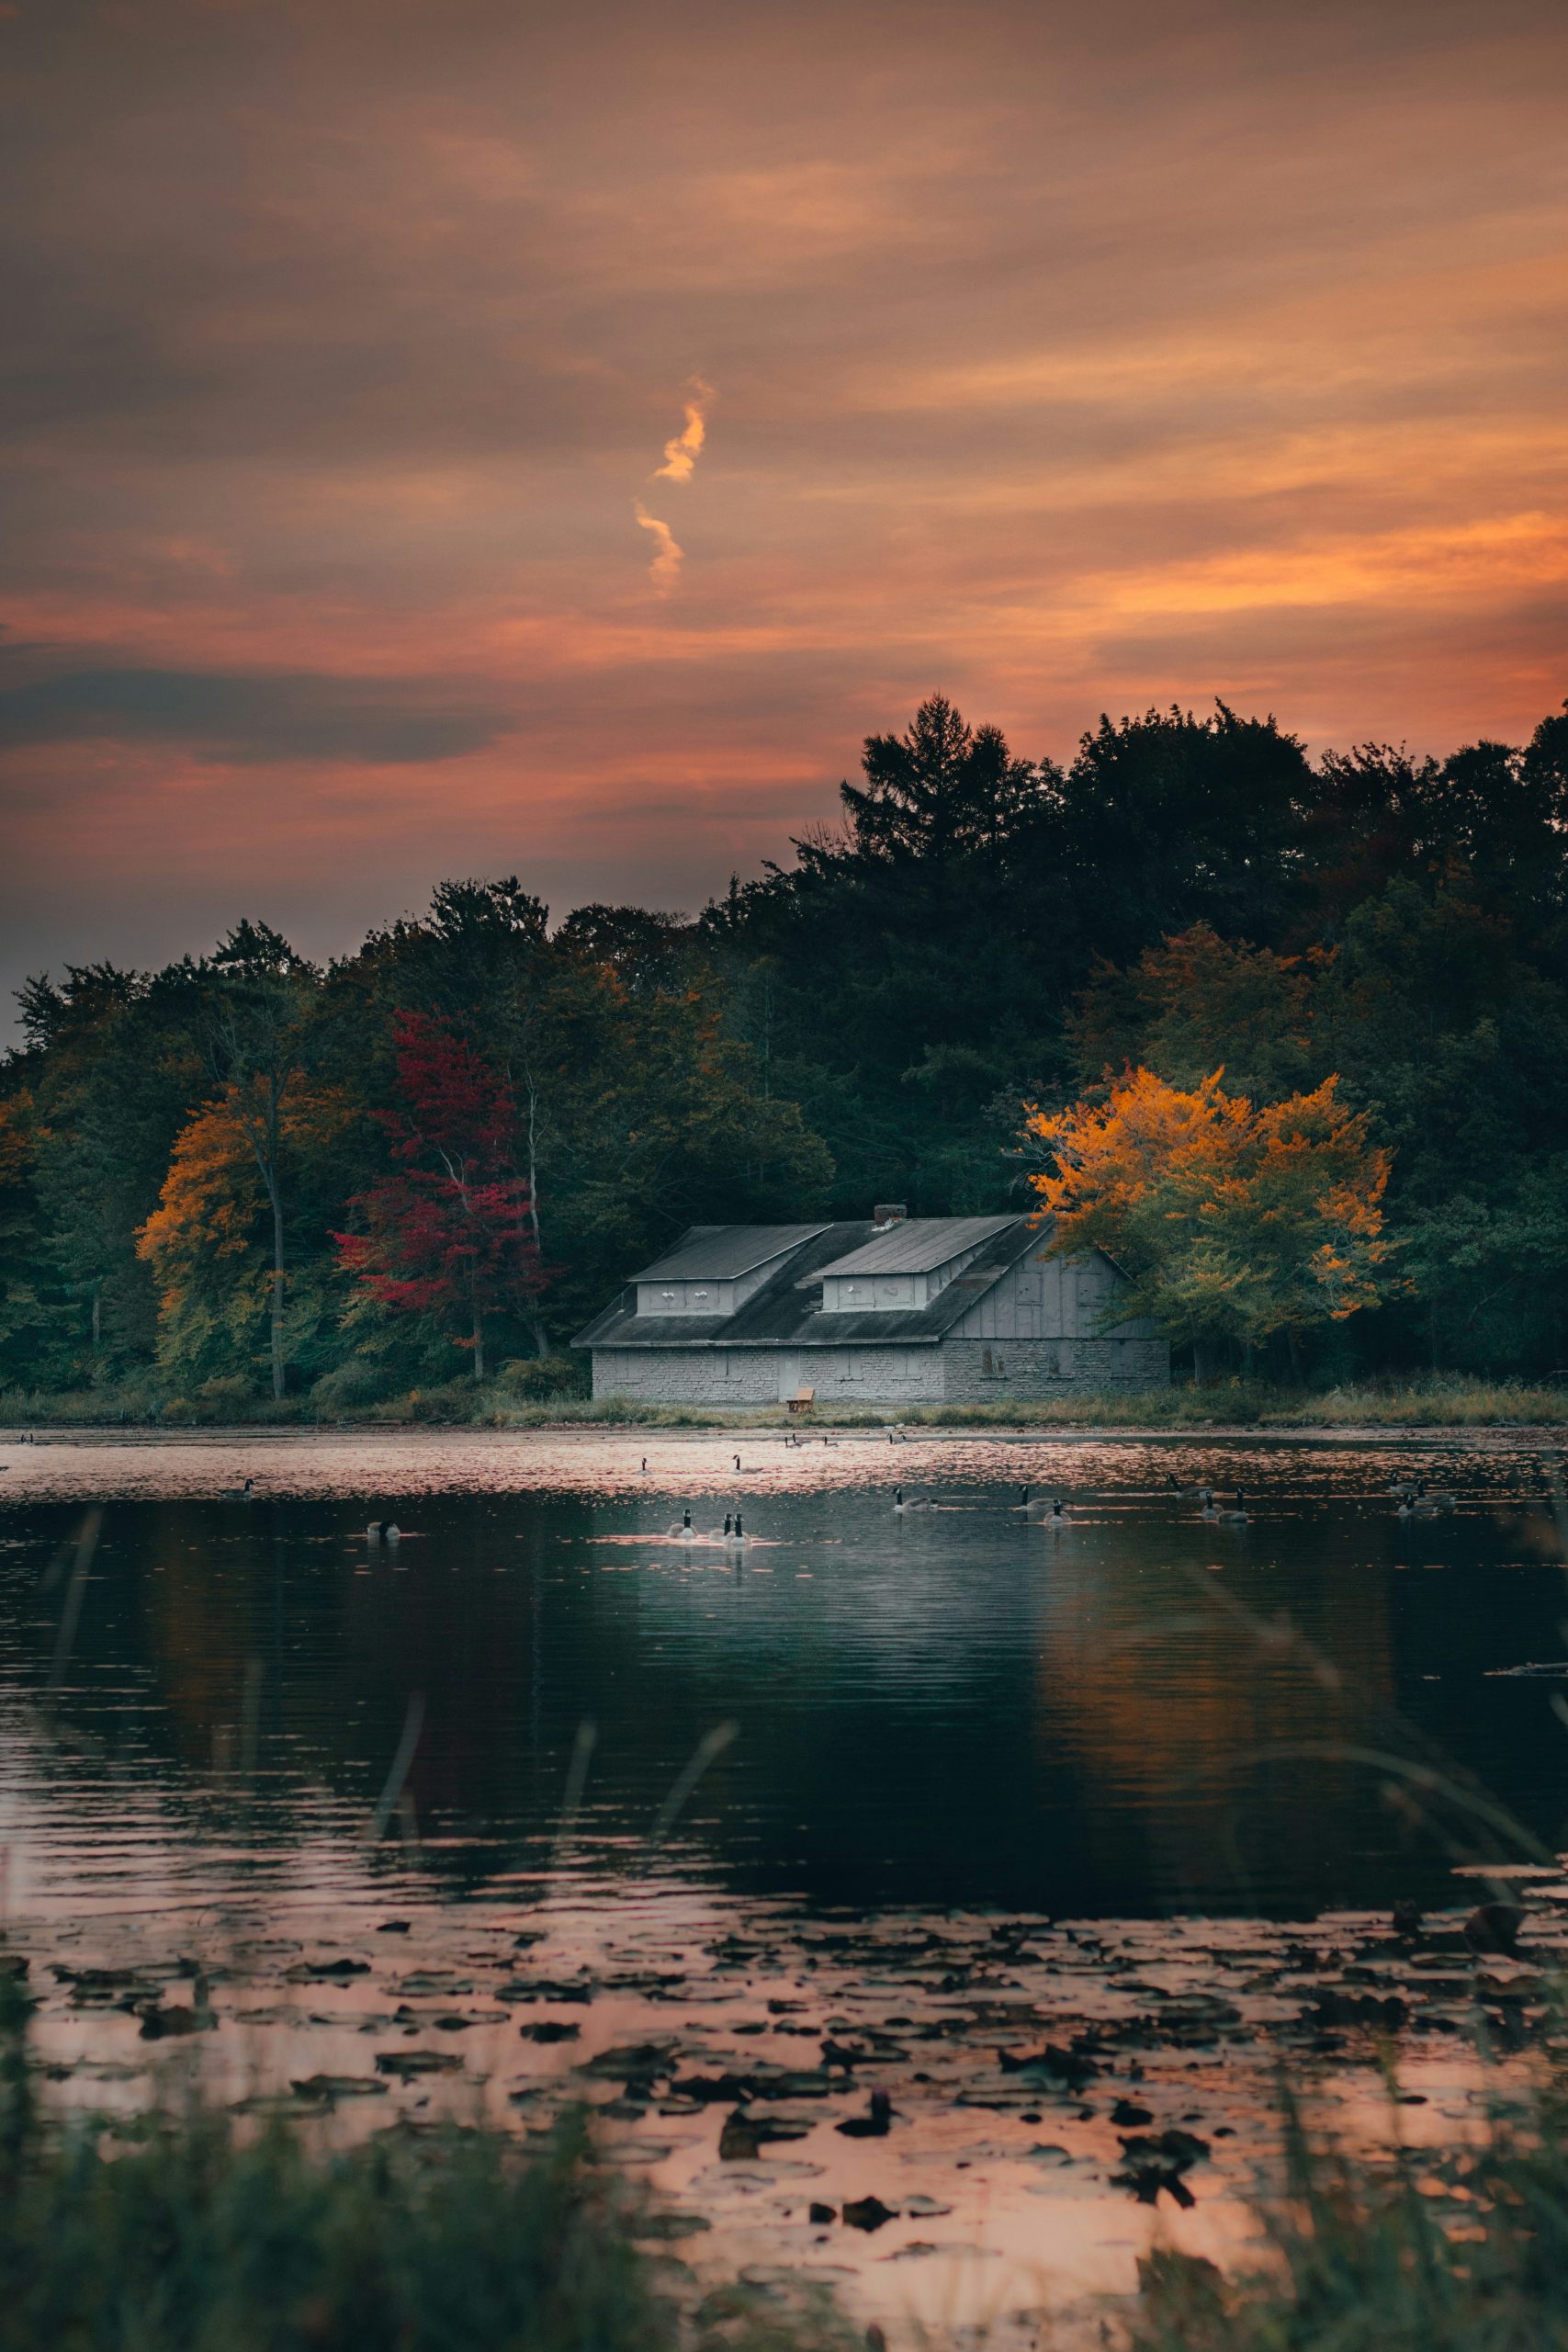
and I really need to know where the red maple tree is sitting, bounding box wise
[336,1012,541,1380]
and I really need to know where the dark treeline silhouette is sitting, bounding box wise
[5,691,1568,1405]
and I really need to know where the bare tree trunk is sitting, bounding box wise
[524,1078,548,1355]
[472,1292,486,1384]
[267,1177,286,1400]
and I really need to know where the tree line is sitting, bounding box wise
[4,690,1566,1406]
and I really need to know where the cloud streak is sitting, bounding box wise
[0,659,510,763]
[632,502,684,596]
[651,378,714,484]
[634,379,713,593]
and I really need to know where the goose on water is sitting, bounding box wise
[1166,1473,1213,1502]
[1400,1484,1454,1517]
[892,1486,930,1512]
[1203,1487,1250,1523]
[220,1476,256,1501]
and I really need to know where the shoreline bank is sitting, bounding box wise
[5,1408,1567,1445]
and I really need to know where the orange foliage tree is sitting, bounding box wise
[1023,1067,1397,1372]
[136,1082,347,1392]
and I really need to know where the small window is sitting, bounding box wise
[694,1288,709,1299]
[660,1289,675,1301]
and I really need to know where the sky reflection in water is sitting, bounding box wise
[1,1431,1565,1927]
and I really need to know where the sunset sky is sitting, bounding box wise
[2,0,1564,1028]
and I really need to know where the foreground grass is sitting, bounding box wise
[1134,2081,1568,2352]
[0,1997,826,2352]
[6,1373,1568,1431]
[4,1966,1568,2349]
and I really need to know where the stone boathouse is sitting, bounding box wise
[572,1210,1168,1407]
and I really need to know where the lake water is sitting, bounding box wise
[3,1428,1564,1926]
[4,1427,1566,2334]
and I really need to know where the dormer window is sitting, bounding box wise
[694,1288,709,1300]
[660,1289,675,1301]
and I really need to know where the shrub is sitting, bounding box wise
[495,1355,591,1401]
[308,1358,400,1412]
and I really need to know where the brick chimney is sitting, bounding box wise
[873,1202,908,1227]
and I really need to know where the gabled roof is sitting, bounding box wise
[631,1224,831,1283]
[812,1214,1019,1280]
[574,1216,1047,1352]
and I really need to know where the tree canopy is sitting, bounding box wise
[5,688,1568,1400]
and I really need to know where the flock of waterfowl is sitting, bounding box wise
[16,1435,1561,1550]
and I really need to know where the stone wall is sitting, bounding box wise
[592,1333,1169,1405]
[936,1335,1170,1403]
[591,1347,779,1403]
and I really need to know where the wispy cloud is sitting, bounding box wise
[651,377,714,484]
[633,501,684,597]
[634,379,713,592]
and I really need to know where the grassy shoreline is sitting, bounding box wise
[4,1374,1568,1433]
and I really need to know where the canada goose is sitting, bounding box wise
[220,1477,255,1501]
[1166,1473,1213,1502]
[367,1521,385,1540]
[1204,1487,1249,1523]
[723,1514,733,1536]
[1017,1484,1068,1515]
[1401,1484,1454,1517]
[383,1522,402,1543]
[639,1457,649,1475]
[893,1486,930,1512]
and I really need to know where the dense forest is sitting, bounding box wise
[4,691,1567,1409]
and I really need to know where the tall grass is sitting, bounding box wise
[0,1975,835,2352]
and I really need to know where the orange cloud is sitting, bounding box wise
[632,501,684,595]
[651,378,714,484]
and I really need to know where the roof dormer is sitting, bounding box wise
[810,1216,1018,1313]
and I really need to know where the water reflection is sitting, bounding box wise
[1,1434,1566,1922]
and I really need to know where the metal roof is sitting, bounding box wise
[574,1218,1043,1352]
[630,1224,832,1283]
[810,1215,1020,1280]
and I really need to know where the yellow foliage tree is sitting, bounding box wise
[137,1082,348,1392]
[1023,1067,1397,1372]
